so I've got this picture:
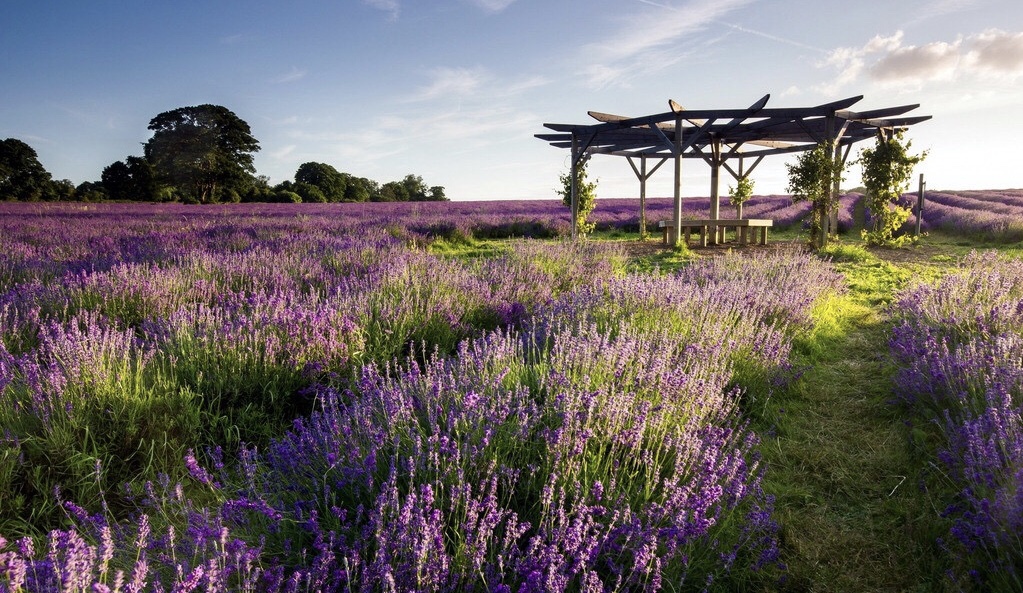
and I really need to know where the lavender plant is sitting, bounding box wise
[890,251,1023,590]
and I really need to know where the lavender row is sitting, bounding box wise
[894,189,1023,241]
[889,251,1023,590]
[0,193,842,261]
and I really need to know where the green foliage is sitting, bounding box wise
[728,175,754,218]
[295,162,346,202]
[0,345,205,534]
[857,130,927,247]
[342,174,375,202]
[787,143,846,249]
[75,181,109,202]
[102,156,160,202]
[557,157,598,236]
[143,104,261,204]
[0,138,53,201]
[293,181,327,203]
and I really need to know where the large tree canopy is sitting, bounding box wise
[0,138,52,201]
[295,162,346,202]
[143,105,260,204]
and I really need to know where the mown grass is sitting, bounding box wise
[619,234,975,592]
[756,255,947,592]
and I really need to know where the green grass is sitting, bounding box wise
[613,234,975,592]
[742,245,960,592]
[758,291,945,591]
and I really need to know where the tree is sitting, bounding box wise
[293,182,327,203]
[44,179,77,201]
[75,181,109,202]
[396,174,426,201]
[857,130,927,247]
[429,186,447,201]
[342,175,375,202]
[295,162,346,202]
[143,105,260,204]
[558,157,598,237]
[102,156,159,201]
[786,143,845,249]
[375,181,408,202]
[728,175,754,219]
[0,138,52,201]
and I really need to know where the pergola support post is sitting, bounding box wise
[709,137,722,244]
[570,135,579,241]
[671,114,683,246]
[628,155,667,240]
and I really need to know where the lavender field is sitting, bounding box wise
[0,200,845,591]
[0,194,1021,592]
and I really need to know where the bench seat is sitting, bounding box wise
[658,218,772,246]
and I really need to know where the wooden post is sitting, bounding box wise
[570,135,579,241]
[627,155,667,240]
[736,156,744,219]
[831,141,842,242]
[915,173,926,237]
[672,115,683,245]
[709,137,721,244]
[639,156,647,239]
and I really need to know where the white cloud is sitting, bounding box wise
[363,0,399,20]
[967,29,1023,74]
[815,32,903,94]
[870,39,961,82]
[817,29,1023,93]
[581,0,754,89]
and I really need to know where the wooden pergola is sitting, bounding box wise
[535,94,931,243]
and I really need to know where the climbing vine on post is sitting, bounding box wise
[559,157,597,237]
[786,143,846,249]
[857,130,927,247]
[728,175,754,219]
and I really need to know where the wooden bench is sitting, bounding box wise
[658,218,773,247]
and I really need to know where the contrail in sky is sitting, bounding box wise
[633,0,827,54]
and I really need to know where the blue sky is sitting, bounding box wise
[2,0,1022,200]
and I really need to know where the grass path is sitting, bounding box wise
[758,254,947,592]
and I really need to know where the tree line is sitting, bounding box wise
[0,104,446,204]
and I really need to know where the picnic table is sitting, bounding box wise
[658,218,773,247]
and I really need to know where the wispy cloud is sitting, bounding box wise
[465,0,517,13]
[284,66,544,172]
[404,67,549,103]
[405,67,490,102]
[718,21,827,54]
[364,0,400,21]
[272,67,308,84]
[907,0,985,26]
[817,28,1023,93]
[580,0,754,89]
[269,144,297,161]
